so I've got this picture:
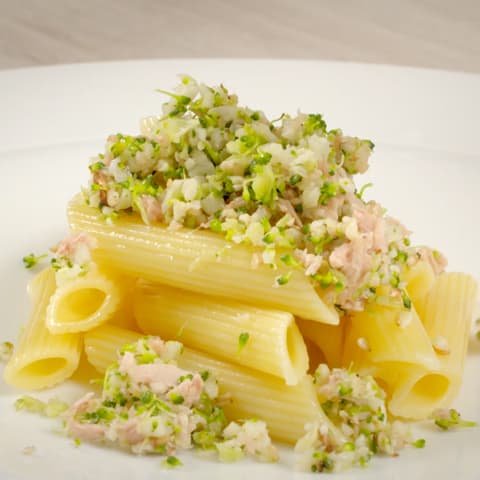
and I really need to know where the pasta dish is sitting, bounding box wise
[2,76,477,473]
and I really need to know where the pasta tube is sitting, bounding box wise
[392,273,479,418]
[4,269,81,390]
[297,319,345,368]
[67,196,338,325]
[341,302,447,419]
[134,281,308,385]
[84,324,341,444]
[45,269,122,334]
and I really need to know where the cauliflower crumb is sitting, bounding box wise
[295,364,413,472]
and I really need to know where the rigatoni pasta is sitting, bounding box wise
[67,196,339,325]
[4,76,479,473]
[4,269,82,390]
[394,273,478,417]
[297,319,345,368]
[133,281,308,385]
[45,268,122,334]
[84,324,341,444]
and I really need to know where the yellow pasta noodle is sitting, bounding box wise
[84,324,341,444]
[45,268,122,334]
[392,273,478,418]
[67,196,338,325]
[404,260,436,306]
[341,302,447,418]
[180,349,340,445]
[4,269,81,390]
[297,318,345,368]
[84,324,142,372]
[134,281,308,385]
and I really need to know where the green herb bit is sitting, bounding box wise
[74,438,82,448]
[140,390,154,405]
[390,271,401,288]
[319,182,338,205]
[401,291,412,310]
[395,251,408,263]
[304,114,327,136]
[476,331,480,340]
[413,438,426,448]
[22,253,48,269]
[311,450,334,472]
[156,89,191,106]
[88,161,106,173]
[163,455,183,468]
[342,442,355,452]
[338,384,353,396]
[356,182,373,199]
[433,409,477,430]
[192,430,217,449]
[289,174,303,186]
[312,270,338,289]
[137,352,157,364]
[210,218,223,233]
[238,332,250,353]
[275,272,291,286]
[280,254,299,267]
[120,343,136,354]
[170,393,185,405]
[252,151,272,165]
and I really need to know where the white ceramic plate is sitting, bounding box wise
[0,60,479,480]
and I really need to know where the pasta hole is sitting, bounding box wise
[57,288,106,324]
[18,358,67,378]
[287,325,299,362]
[285,322,308,385]
[410,374,450,402]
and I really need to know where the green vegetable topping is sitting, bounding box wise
[356,182,373,199]
[289,174,303,186]
[82,76,441,315]
[304,114,327,136]
[163,455,183,468]
[237,332,250,353]
[413,438,426,448]
[22,253,48,269]
[275,272,292,286]
[433,409,477,430]
[170,393,185,405]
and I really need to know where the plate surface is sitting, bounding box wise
[0,59,479,480]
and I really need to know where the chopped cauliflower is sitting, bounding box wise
[62,336,276,464]
[84,76,443,313]
[295,364,413,472]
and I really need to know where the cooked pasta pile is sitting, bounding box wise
[3,77,478,473]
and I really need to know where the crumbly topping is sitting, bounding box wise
[216,420,278,463]
[432,408,476,430]
[83,76,443,312]
[51,232,97,284]
[63,337,276,463]
[295,364,413,472]
[15,395,69,418]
